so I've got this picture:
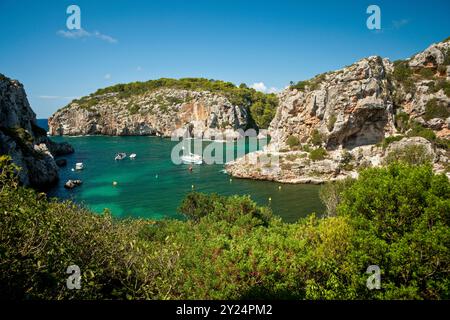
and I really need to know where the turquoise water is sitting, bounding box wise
[39,121,324,222]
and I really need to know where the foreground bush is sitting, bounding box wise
[0,156,449,299]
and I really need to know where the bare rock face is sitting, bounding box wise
[227,39,450,183]
[399,41,450,139]
[269,56,396,151]
[0,74,74,188]
[64,179,82,189]
[49,88,253,139]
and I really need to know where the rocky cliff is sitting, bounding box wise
[0,74,73,188]
[226,39,450,183]
[48,79,268,139]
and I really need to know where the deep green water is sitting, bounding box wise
[40,121,324,222]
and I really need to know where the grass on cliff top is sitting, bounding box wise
[60,78,278,129]
[1,155,449,300]
[289,73,328,91]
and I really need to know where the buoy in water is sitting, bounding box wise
[278,186,282,190]
[113,181,118,186]
[155,174,158,179]
[229,178,232,183]
[269,197,272,202]
[191,184,194,189]
[71,168,75,172]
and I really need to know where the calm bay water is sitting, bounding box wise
[39,120,324,222]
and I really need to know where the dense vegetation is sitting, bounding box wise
[1,155,449,300]
[65,78,278,129]
[289,73,327,91]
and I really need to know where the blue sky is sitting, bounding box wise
[0,0,449,118]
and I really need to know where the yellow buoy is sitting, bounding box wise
[278,186,282,190]
[269,197,272,202]
[113,181,118,186]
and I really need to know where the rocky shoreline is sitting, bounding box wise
[226,39,450,183]
[49,87,255,140]
[30,38,450,186]
[0,74,74,188]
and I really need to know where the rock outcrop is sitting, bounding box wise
[49,87,255,139]
[269,56,396,151]
[227,38,450,183]
[64,179,82,189]
[0,74,74,188]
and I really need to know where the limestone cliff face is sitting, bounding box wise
[226,39,450,183]
[398,40,450,138]
[49,88,254,139]
[269,56,396,151]
[0,74,73,188]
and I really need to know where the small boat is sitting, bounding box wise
[75,162,84,170]
[129,153,137,159]
[181,152,203,165]
[115,153,127,160]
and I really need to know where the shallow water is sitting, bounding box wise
[40,121,324,222]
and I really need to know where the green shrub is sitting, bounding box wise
[301,144,312,152]
[384,144,433,165]
[1,156,449,300]
[393,60,413,82]
[63,78,279,130]
[340,149,353,164]
[128,104,140,115]
[309,148,327,161]
[424,98,450,120]
[408,122,436,141]
[0,157,179,300]
[284,153,306,162]
[380,135,404,149]
[435,137,450,150]
[444,48,450,65]
[327,114,337,131]
[310,129,324,146]
[395,111,410,132]
[434,80,450,97]
[319,178,355,217]
[337,163,450,299]
[249,94,278,128]
[286,136,300,149]
[418,67,435,80]
[290,80,310,91]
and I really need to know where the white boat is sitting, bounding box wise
[75,162,84,170]
[115,153,127,160]
[129,153,137,159]
[181,152,203,164]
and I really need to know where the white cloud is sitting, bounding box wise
[393,19,409,29]
[250,82,279,94]
[104,73,111,80]
[57,28,118,44]
[250,82,267,92]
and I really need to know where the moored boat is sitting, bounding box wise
[75,162,84,170]
[181,153,203,164]
[115,153,127,160]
